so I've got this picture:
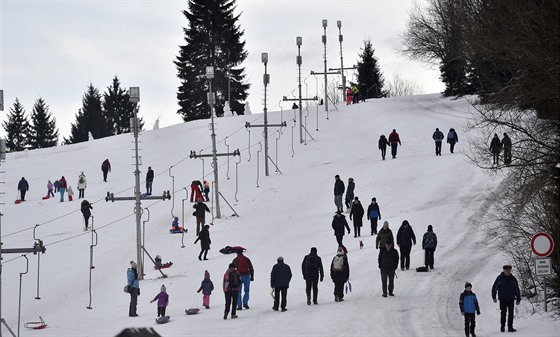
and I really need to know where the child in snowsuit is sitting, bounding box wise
[150,285,169,317]
[203,181,210,201]
[47,180,54,198]
[197,270,214,309]
[67,185,74,201]
[154,255,163,269]
[460,282,481,337]
[171,217,180,232]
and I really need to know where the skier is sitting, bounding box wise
[447,128,459,153]
[301,247,324,305]
[270,256,292,312]
[367,197,382,235]
[203,180,210,201]
[193,198,210,236]
[223,263,241,319]
[396,220,416,270]
[501,133,512,165]
[388,129,401,159]
[232,250,254,311]
[145,166,154,195]
[376,221,394,249]
[197,270,214,309]
[77,172,86,199]
[47,180,54,198]
[127,261,140,317]
[190,180,203,202]
[333,174,345,213]
[80,199,93,230]
[460,282,481,337]
[101,159,111,182]
[194,224,211,261]
[491,265,521,332]
[58,176,67,202]
[378,134,388,160]
[344,177,355,211]
[349,196,364,237]
[18,177,29,202]
[332,211,351,247]
[67,185,74,201]
[422,225,438,269]
[330,247,349,302]
[489,134,502,165]
[432,127,444,156]
[150,285,169,318]
[378,240,399,297]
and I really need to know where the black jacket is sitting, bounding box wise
[330,254,349,282]
[146,169,154,182]
[501,135,512,149]
[193,202,210,217]
[491,272,521,301]
[271,261,292,288]
[334,179,345,195]
[396,225,416,246]
[332,214,350,236]
[346,181,355,197]
[80,200,93,216]
[349,201,364,223]
[378,247,399,270]
[490,136,502,153]
[194,227,211,250]
[379,136,388,149]
[301,253,324,280]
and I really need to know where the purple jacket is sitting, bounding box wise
[152,291,169,307]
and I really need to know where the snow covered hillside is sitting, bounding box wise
[0,94,557,336]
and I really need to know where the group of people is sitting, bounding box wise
[190,180,211,202]
[489,133,512,166]
[377,129,402,160]
[346,83,366,105]
[432,127,458,156]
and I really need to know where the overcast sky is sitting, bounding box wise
[0,0,442,139]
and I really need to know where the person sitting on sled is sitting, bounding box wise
[155,255,163,269]
[170,216,186,233]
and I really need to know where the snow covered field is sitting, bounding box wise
[0,94,557,336]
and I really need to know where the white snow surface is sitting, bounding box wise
[0,94,557,337]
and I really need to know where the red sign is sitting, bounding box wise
[531,233,554,257]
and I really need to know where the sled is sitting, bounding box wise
[24,316,48,329]
[219,246,247,255]
[155,315,170,324]
[15,199,22,204]
[154,262,173,270]
[416,266,429,272]
[169,228,188,234]
[42,196,50,200]
[185,308,200,315]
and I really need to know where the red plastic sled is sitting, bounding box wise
[24,316,47,329]
[154,262,173,270]
[42,196,50,200]
[15,199,22,204]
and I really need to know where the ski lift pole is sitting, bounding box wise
[168,166,175,217]
[32,225,41,300]
[17,255,29,337]
[256,142,262,187]
[235,155,241,202]
[225,137,231,180]
[86,225,98,310]
[142,208,150,270]
[246,128,252,162]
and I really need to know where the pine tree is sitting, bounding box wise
[102,76,142,135]
[65,84,111,144]
[175,0,250,121]
[2,98,31,152]
[357,39,386,99]
[29,98,59,149]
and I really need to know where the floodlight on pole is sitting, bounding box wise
[262,52,271,176]
[322,20,329,113]
[337,20,346,103]
[206,66,221,218]
[296,37,303,143]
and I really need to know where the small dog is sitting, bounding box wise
[359,240,364,249]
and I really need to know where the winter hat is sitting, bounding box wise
[161,284,167,292]
[427,225,433,231]
[465,282,472,289]
[337,247,345,255]
[503,265,512,270]
[229,263,236,269]
[277,256,284,262]
[402,220,410,227]
[383,221,389,229]
[204,270,210,278]
[335,174,340,179]
[372,197,377,202]
[310,247,317,254]
[130,261,137,269]
[354,196,359,201]
[348,178,354,182]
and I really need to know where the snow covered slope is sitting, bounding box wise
[0,94,556,336]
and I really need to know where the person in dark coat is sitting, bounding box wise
[460,282,481,337]
[378,135,388,160]
[101,159,111,182]
[333,175,345,212]
[422,225,438,269]
[367,197,382,235]
[376,221,394,249]
[194,224,211,261]
[301,247,324,305]
[388,129,401,159]
[271,257,292,312]
[447,128,459,153]
[332,211,351,247]
[223,263,241,319]
[396,220,416,270]
[378,240,399,297]
[80,199,93,229]
[330,247,349,302]
[349,196,364,237]
[344,178,355,211]
[193,198,210,235]
[145,166,154,195]
[432,128,444,156]
[501,133,512,165]
[491,265,521,332]
[489,134,502,165]
[17,177,29,201]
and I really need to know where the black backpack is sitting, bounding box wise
[228,271,241,289]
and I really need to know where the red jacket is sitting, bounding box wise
[388,132,401,144]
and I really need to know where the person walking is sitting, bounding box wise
[232,250,254,310]
[396,220,416,271]
[330,247,349,302]
[197,270,214,309]
[127,261,140,317]
[432,128,444,156]
[346,87,353,105]
[150,285,169,318]
[47,180,54,198]
[271,257,292,312]
[190,180,203,202]
[489,134,502,165]
[193,198,210,236]
[447,128,459,153]
[223,263,241,320]
[388,129,401,159]
[491,265,521,332]
[422,225,438,269]
[349,196,364,237]
[501,133,512,165]
[378,240,399,297]
[301,247,324,305]
[58,176,67,202]
[203,180,210,201]
[332,211,351,247]
[77,172,87,199]
[101,159,111,182]
[67,185,74,201]
[378,135,388,160]
[81,199,93,230]
[194,224,211,261]
[376,221,394,249]
[18,177,29,202]
[145,166,154,195]
[344,178,355,212]
[460,282,481,337]
[367,197,382,235]
[333,174,345,213]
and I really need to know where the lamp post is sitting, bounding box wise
[296,36,303,143]
[262,53,270,176]
[322,19,328,112]
[337,20,346,103]
[206,66,221,218]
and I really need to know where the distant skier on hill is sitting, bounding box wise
[388,129,401,159]
[447,128,459,153]
[378,135,388,160]
[432,128,444,156]
[349,196,364,237]
[301,247,324,305]
[332,211,351,247]
[367,197,382,235]
[101,159,111,182]
[333,175,345,213]
[344,177,355,211]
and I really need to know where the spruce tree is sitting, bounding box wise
[102,76,142,134]
[65,84,110,144]
[29,98,59,149]
[357,39,386,99]
[175,0,250,121]
[2,98,30,151]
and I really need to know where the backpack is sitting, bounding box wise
[369,209,379,219]
[332,255,344,272]
[79,176,85,184]
[228,271,241,289]
[305,255,318,274]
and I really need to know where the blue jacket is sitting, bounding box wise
[422,231,437,249]
[270,261,292,289]
[491,272,521,301]
[127,268,139,289]
[18,178,29,191]
[459,290,480,314]
[198,278,214,295]
[433,130,444,142]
